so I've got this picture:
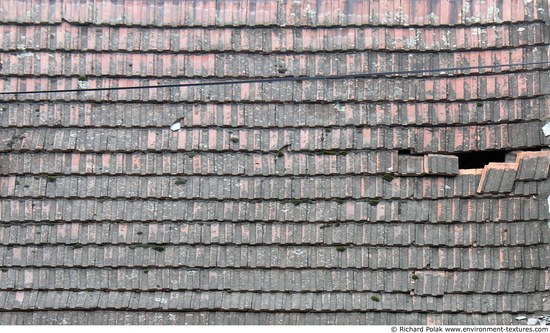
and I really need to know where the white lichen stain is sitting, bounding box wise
[17,52,34,58]
[427,12,438,23]
[472,27,483,36]
[403,29,422,49]
[440,31,451,48]
[333,103,345,112]
[77,80,89,89]
[382,10,407,24]
[304,7,316,22]
[487,7,502,23]
[494,26,504,40]
[155,297,168,304]
[461,1,470,21]
[388,86,403,99]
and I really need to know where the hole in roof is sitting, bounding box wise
[456,150,506,169]
[456,147,544,169]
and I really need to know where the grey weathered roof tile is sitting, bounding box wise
[1,0,549,324]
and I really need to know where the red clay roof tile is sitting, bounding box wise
[1,0,549,325]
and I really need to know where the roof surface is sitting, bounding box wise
[0,0,550,325]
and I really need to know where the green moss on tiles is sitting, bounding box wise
[14,180,20,185]
[136,231,143,235]
[277,66,287,74]
[368,199,380,206]
[412,274,419,280]
[275,144,291,158]
[230,137,239,143]
[77,75,88,81]
[320,150,348,156]
[70,243,83,249]
[174,178,188,185]
[151,245,165,252]
[371,295,380,302]
[382,173,395,182]
[325,128,332,133]
[335,198,344,205]
[476,102,483,107]
[45,175,57,183]
[143,269,149,274]
[291,199,313,206]
[0,268,8,272]
[336,246,346,252]
[320,223,341,229]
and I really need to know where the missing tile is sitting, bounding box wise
[456,150,506,169]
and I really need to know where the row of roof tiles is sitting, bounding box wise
[0,23,546,53]
[1,71,548,101]
[1,173,548,200]
[0,151,401,176]
[0,220,547,247]
[8,154,546,194]
[0,290,548,313]
[0,311,532,325]
[0,244,548,270]
[3,47,549,77]
[2,123,547,153]
[1,268,547,295]
[2,0,548,26]
[1,98,549,128]
[1,197,547,222]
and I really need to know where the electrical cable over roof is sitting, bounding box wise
[1,60,549,95]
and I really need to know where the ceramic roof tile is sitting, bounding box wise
[477,162,519,193]
[3,47,550,78]
[0,290,515,313]
[515,151,550,180]
[423,154,460,175]
[12,0,538,27]
[2,0,550,325]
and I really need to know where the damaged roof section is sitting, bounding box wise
[0,0,549,326]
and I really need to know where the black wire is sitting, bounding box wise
[1,61,549,95]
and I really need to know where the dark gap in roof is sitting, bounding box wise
[456,150,506,169]
[398,149,413,155]
[517,146,547,152]
[456,147,546,169]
